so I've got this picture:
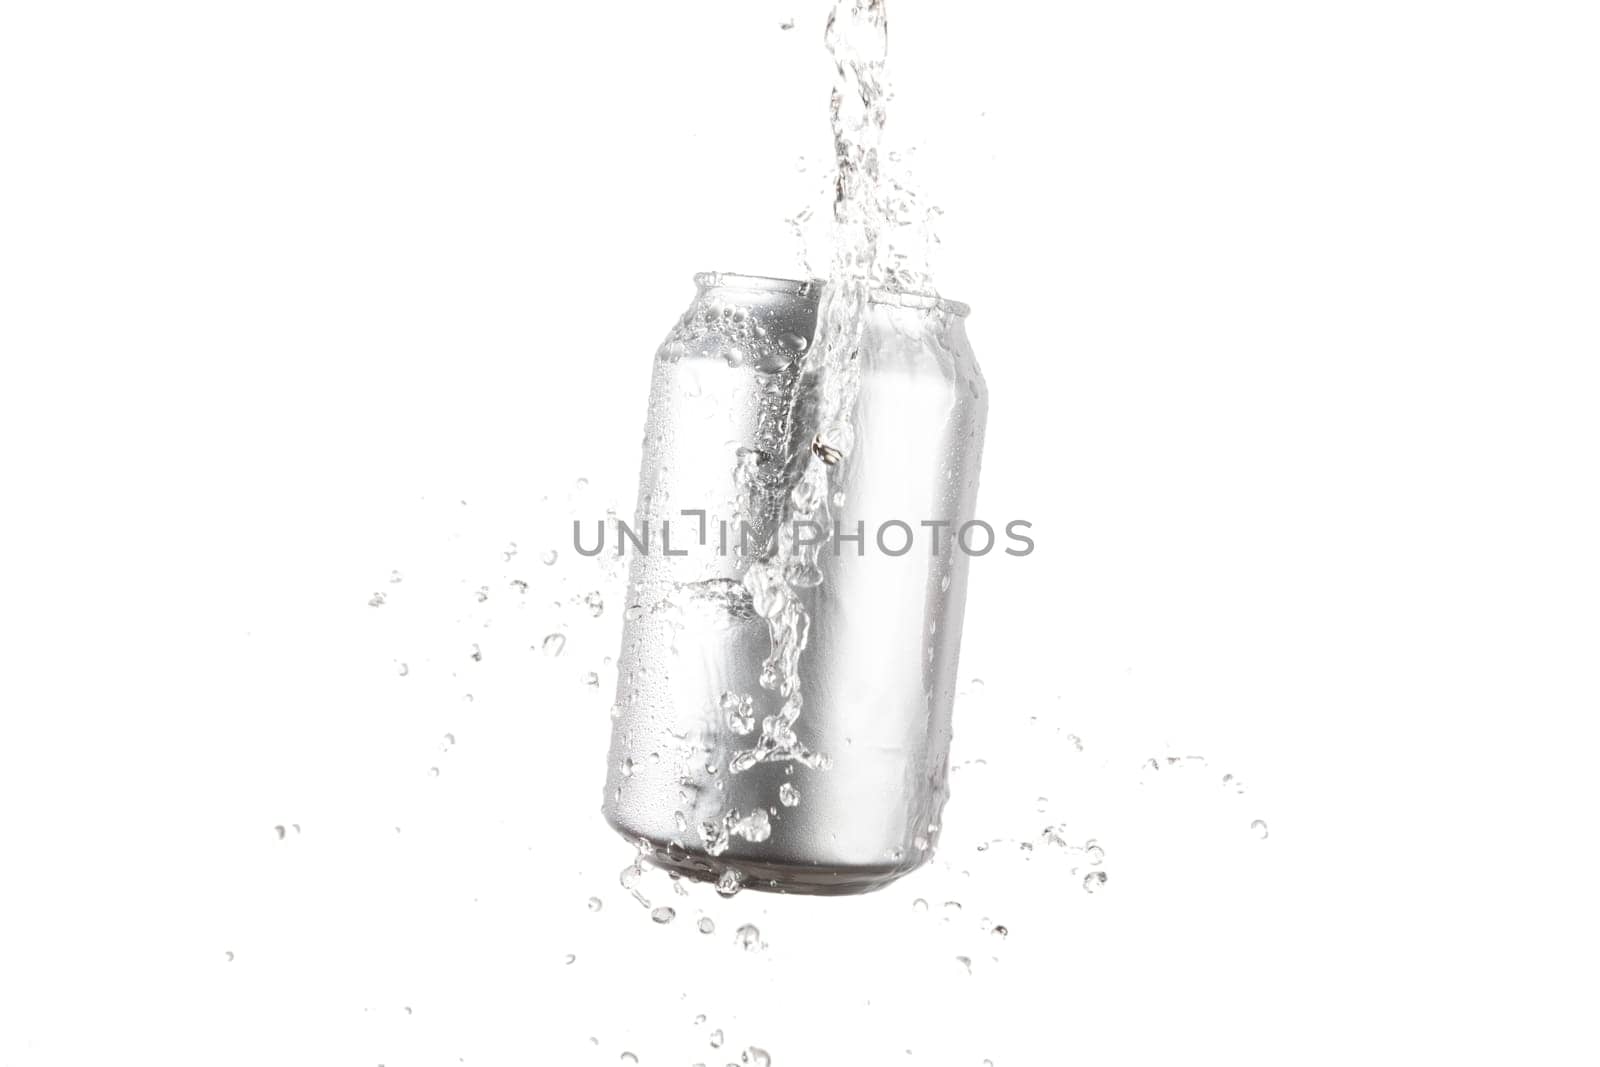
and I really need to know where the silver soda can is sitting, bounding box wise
[601,272,987,893]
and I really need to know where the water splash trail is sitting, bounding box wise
[733,0,892,775]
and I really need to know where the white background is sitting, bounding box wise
[2,1,1598,1064]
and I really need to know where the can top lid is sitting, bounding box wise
[695,271,970,319]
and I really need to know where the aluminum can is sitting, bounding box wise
[602,271,987,893]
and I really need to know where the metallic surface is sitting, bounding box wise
[602,272,988,893]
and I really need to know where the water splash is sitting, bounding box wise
[722,691,757,735]
[732,0,901,779]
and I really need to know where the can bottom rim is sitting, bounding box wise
[609,819,924,896]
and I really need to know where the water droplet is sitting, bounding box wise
[1066,733,1083,751]
[722,691,755,735]
[697,916,716,934]
[1223,773,1246,793]
[992,924,1008,939]
[389,569,403,583]
[575,477,589,491]
[620,1054,638,1065]
[734,924,762,952]
[587,897,602,912]
[442,733,456,747]
[427,766,439,778]
[583,671,599,687]
[911,898,928,912]
[510,579,528,594]
[1143,758,1160,773]
[1251,819,1269,839]
[224,950,234,962]
[564,953,576,965]
[778,782,800,807]
[396,662,409,677]
[619,861,651,907]
[475,585,489,603]
[745,1047,772,1067]
[780,332,810,354]
[469,643,482,662]
[970,677,985,689]
[368,592,387,607]
[1083,871,1108,894]
[273,825,286,840]
[651,906,676,924]
[709,1029,725,1048]
[729,808,771,843]
[955,955,972,974]
[1086,843,1105,865]
[620,758,634,778]
[542,549,558,566]
[943,900,962,916]
[542,633,566,656]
